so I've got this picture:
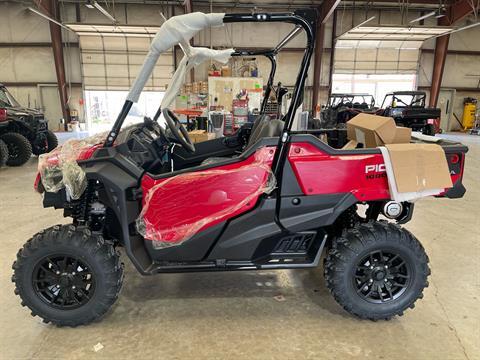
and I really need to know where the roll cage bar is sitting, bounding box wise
[381,91,426,108]
[328,93,375,108]
[104,9,316,179]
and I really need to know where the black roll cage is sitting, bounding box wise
[104,9,317,180]
[381,91,427,108]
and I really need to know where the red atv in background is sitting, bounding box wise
[12,10,467,327]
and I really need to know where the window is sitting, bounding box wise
[331,74,416,106]
[84,90,165,133]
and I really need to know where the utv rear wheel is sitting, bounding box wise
[12,225,124,327]
[0,139,8,167]
[46,130,58,152]
[1,132,32,166]
[324,221,430,320]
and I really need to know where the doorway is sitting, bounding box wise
[437,89,455,132]
[38,85,63,131]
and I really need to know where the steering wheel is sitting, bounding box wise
[162,108,195,153]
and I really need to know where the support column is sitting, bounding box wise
[429,0,478,107]
[35,0,70,129]
[429,34,449,107]
[183,0,194,82]
[311,0,341,115]
[312,18,325,116]
[328,10,337,97]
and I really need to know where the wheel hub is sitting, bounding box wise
[32,255,95,309]
[354,250,410,303]
[372,267,387,281]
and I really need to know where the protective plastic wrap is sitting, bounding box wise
[136,147,276,249]
[38,133,104,199]
[161,46,233,108]
[127,12,225,102]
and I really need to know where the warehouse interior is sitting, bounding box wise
[0,0,479,359]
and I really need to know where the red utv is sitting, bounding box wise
[12,11,467,327]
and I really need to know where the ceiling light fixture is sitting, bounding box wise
[27,7,73,31]
[437,22,480,36]
[85,0,117,23]
[409,11,437,24]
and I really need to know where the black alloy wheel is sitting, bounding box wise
[12,225,124,326]
[354,250,410,303]
[32,255,95,310]
[324,221,430,320]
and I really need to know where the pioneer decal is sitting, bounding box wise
[365,164,387,180]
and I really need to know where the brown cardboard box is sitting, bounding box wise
[341,140,359,150]
[347,113,397,147]
[188,130,216,143]
[221,66,231,77]
[392,126,411,144]
[385,143,452,193]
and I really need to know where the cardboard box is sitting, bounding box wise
[341,139,359,150]
[347,113,397,147]
[221,66,231,77]
[385,143,452,193]
[392,126,412,144]
[188,130,216,143]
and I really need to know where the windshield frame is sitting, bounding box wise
[0,86,21,108]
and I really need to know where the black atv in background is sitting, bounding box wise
[379,91,440,136]
[0,84,58,166]
[320,93,377,128]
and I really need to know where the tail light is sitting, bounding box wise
[0,108,7,122]
[449,154,460,164]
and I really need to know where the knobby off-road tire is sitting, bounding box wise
[423,124,436,136]
[0,139,8,167]
[12,225,124,327]
[324,221,430,320]
[46,130,58,152]
[1,132,32,166]
[32,130,58,155]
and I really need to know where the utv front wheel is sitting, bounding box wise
[12,225,124,327]
[324,221,430,320]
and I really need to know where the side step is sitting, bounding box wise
[146,233,327,274]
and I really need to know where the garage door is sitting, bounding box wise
[67,24,173,91]
[335,25,451,74]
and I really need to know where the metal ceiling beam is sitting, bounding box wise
[429,0,479,107]
[33,0,71,129]
[312,0,341,115]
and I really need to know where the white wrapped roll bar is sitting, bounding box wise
[127,12,226,103]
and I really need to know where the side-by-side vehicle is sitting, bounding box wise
[12,10,467,327]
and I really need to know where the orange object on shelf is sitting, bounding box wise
[173,108,204,117]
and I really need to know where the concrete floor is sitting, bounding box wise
[1,133,478,360]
